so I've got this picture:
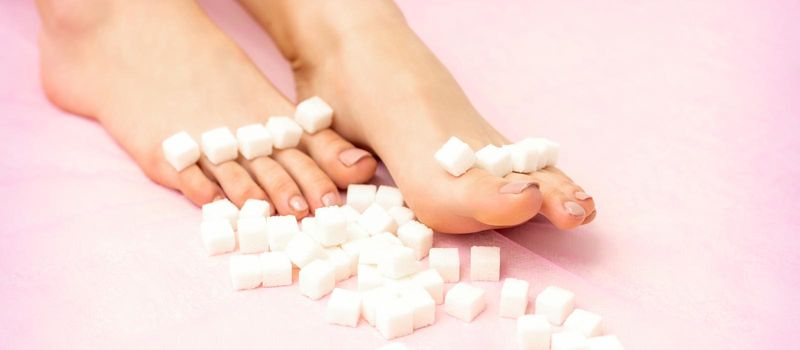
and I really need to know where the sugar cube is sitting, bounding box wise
[325,288,361,327]
[358,203,397,235]
[428,247,460,283]
[346,184,376,212]
[360,237,402,265]
[517,314,552,350]
[376,298,414,340]
[229,254,262,290]
[312,206,348,247]
[388,206,415,227]
[444,282,486,322]
[397,220,433,260]
[410,268,445,304]
[260,251,292,287]
[551,331,589,350]
[200,219,236,256]
[202,198,239,229]
[237,217,269,254]
[586,335,624,350]
[383,275,414,291]
[266,215,299,251]
[161,131,200,171]
[470,246,500,282]
[503,141,544,173]
[325,247,356,281]
[239,198,272,218]
[517,138,559,169]
[500,278,530,318]
[474,144,513,177]
[285,232,326,268]
[340,205,361,224]
[235,123,273,160]
[399,286,436,329]
[375,185,404,209]
[298,259,335,300]
[535,286,576,325]
[200,127,238,164]
[378,246,418,279]
[434,136,476,176]
[362,287,399,326]
[346,222,370,241]
[294,96,333,134]
[341,237,369,259]
[357,264,384,291]
[564,309,603,337]
[265,116,303,149]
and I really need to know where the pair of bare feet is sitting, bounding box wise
[36,0,595,233]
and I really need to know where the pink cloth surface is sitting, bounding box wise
[1,1,798,349]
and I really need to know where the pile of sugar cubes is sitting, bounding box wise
[199,184,624,350]
[435,136,560,177]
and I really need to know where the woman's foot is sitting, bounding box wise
[36,0,376,216]
[240,0,596,233]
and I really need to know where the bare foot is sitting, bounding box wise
[35,0,377,217]
[240,0,596,233]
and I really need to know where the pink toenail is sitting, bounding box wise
[321,192,339,207]
[574,191,592,200]
[499,181,539,194]
[338,148,372,167]
[290,195,308,212]
[564,201,586,217]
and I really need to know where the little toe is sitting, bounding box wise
[525,167,596,230]
[239,156,310,218]
[271,148,342,212]
[176,164,224,206]
[298,129,377,188]
[198,158,268,208]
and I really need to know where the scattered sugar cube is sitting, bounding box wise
[444,282,486,322]
[360,239,403,265]
[375,185,404,209]
[378,246,418,279]
[265,116,303,149]
[229,255,262,290]
[377,343,411,350]
[535,286,576,325]
[376,298,414,340]
[382,275,414,291]
[341,237,369,260]
[399,286,436,329]
[358,203,397,235]
[325,247,356,282]
[200,219,236,256]
[312,206,348,247]
[397,220,433,260]
[239,199,271,218]
[346,222,370,242]
[294,96,333,134]
[410,268,445,304]
[237,217,269,254]
[235,124,273,160]
[517,314,552,350]
[202,198,239,229]
[474,144,513,177]
[325,288,361,327]
[340,204,361,224]
[586,335,624,350]
[266,215,299,251]
[434,136,476,176]
[260,252,292,287]
[388,206,415,227]
[470,246,500,282]
[564,309,603,337]
[200,127,238,164]
[500,278,530,318]
[503,141,544,173]
[298,259,335,300]
[362,287,398,326]
[551,331,589,350]
[161,131,200,171]
[358,264,384,291]
[285,232,326,268]
[346,184,376,212]
[428,247,460,282]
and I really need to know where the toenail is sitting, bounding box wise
[574,191,592,200]
[499,181,539,194]
[338,148,372,167]
[321,192,340,207]
[290,195,309,212]
[564,201,586,217]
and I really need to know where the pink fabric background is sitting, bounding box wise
[1,0,798,348]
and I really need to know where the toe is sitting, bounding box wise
[239,156,310,218]
[298,129,377,188]
[271,148,342,212]
[198,158,268,208]
[176,165,224,206]
[524,167,596,230]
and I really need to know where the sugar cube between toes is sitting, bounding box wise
[346,184,376,212]
[444,282,486,322]
[266,215,299,251]
[397,220,433,260]
[239,199,271,218]
[434,136,476,176]
[358,203,397,235]
[535,286,576,325]
[200,127,238,164]
[202,198,239,229]
[551,331,589,350]
[286,232,326,268]
[265,116,303,149]
[376,297,414,339]
[563,309,603,337]
[500,278,530,318]
[375,185,404,209]
[260,251,292,287]
[325,288,361,327]
[474,144,513,177]
[200,219,236,256]
[503,142,544,173]
[298,259,335,300]
[230,255,262,290]
[517,314,552,350]
[235,123,273,160]
[161,131,200,171]
[237,217,269,254]
[586,335,625,350]
[428,247,460,282]
[294,96,333,134]
[470,246,500,282]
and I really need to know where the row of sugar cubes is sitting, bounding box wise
[161,96,334,171]
[435,136,560,177]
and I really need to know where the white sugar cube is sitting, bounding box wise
[474,144,513,177]
[362,287,399,326]
[428,247,460,282]
[517,138,559,169]
[266,215,299,251]
[376,298,414,340]
[470,246,500,282]
[265,116,303,149]
[564,309,603,337]
[410,268,445,304]
[200,127,238,164]
[503,141,544,173]
[397,220,433,260]
[382,275,414,291]
[298,259,335,300]
[375,185,404,209]
[346,222,370,241]
[202,198,239,229]
[340,205,361,224]
[341,237,368,259]
[359,236,402,265]
[444,282,486,322]
[378,246,418,279]
[517,314,552,350]
[500,278,530,318]
[551,331,588,350]
[285,232,326,268]
[586,335,624,350]
[346,184,376,212]
[399,286,435,329]
[539,138,560,167]
[237,217,269,254]
[229,255,262,290]
[239,199,271,218]
[312,206,348,247]
[294,96,333,134]
[325,288,361,327]
[260,252,292,287]
[377,343,411,350]
[325,247,356,281]
[357,264,384,291]
[161,131,200,171]
[388,206,415,227]
[235,124,273,160]
[535,286,576,325]
[358,203,397,235]
[434,136,476,176]
[200,219,236,256]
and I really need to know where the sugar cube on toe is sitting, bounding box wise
[444,282,486,322]
[474,144,512,177]
[265,116,303,149]
[434,136,476,176]
[200,127,239,164]
[470,246,501,282]
[161,131,200,171]
[535,285,576,325]
[236,123,273,160]
[294,96,334,134]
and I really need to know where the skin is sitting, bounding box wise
[35,0,596,233]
